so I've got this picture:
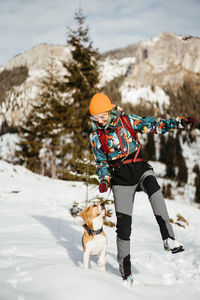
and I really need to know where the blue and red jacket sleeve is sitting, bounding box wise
[127,114,188,134]
[89,132,110,183]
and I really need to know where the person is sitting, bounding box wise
[89,93,195,286]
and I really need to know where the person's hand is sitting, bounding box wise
[99,180,108,193]
[185,117,196,128]
[184,117,196,128]
[181,117,196,128]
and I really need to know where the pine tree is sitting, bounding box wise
[193,164,200,203]
[159,132,188,184]
[143,133,156,161]
[164,80,200,129]
[159,134,166,163]
[175,132,188,184]
[61,8,99,178]
[194,175,200,203]
[161,134,175,178]
[18,57,70,177]
[164,134,176,179]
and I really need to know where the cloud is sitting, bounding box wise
[88,0,200,51]
[0,0,200,66]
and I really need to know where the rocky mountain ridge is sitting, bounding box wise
[0,31,200,127]
[126,31,200,88]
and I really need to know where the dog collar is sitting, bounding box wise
[83,224,103,236]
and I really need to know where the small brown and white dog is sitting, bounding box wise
[80,203,107,271]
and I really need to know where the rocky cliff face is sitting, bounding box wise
[0,44,71,127]
[125,32,200,88]
[3,43,70,72]
[102,31,200,107]
[0,32,200,127]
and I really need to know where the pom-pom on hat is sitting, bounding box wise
[89,93,114,115]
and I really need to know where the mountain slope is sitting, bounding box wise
[103,31,200,106]
[0,44,70,127]
[0,32,200,127]
[0,160,200,300]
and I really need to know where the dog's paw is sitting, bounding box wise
[97,261,106,271]
[98,265,106,272]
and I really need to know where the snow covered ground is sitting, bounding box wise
[119,83,170,110]
[0,160,200,300]
[99,57,136,86]
[0,134,20,163]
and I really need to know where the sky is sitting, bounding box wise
[0,0,200,66]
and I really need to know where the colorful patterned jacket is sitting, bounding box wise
[89,106,187,183]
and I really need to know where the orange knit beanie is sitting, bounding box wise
[89,93,114,115]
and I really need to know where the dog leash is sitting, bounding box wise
[104,186,112,203]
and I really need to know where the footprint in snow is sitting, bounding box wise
[7,267,33,288]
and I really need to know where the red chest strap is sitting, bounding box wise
[114,125,126,155]
[98,129,109,155]
[97,115,139,157]
[120,115,138,140]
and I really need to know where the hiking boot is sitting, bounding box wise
[163,238,184,254]
[123,274,133,287]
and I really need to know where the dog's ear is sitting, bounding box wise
[80,210,86,221]
[80,207,90,222]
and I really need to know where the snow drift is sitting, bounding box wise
[0,160,200,300]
